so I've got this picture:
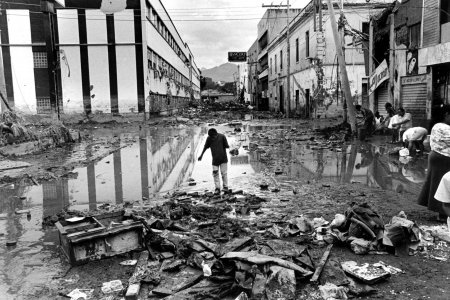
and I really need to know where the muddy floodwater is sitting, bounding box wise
[0,123,428,298]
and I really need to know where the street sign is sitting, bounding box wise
[228,52,247,62]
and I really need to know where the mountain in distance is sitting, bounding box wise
[201,63,238,83]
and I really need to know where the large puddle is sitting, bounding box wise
[0,123,428,297]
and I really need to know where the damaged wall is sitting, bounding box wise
[0,0,200,116]
[267,4,375,118]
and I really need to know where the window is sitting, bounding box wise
[409,23,421,48]
[295,38,299,62]
[280,50,283,70]
[33,52,47,68]
[270,58,272,74]
[442,0,450,24]
[305,31,310,57]
[275,54,277,73]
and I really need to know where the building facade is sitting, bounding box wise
[246,40,258,106]
[0,0,200,115]
[266,1,386,118]
[418,0,450,127]
[369,0,429,127]
[256,9,301,111]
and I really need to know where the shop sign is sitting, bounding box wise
[400,74,427,85]
[419,41,450,66]
[368,59,389,95]
[228,52,247,62]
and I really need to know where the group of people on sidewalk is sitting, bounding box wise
[198,103,450,223]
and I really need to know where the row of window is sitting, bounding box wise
[147,48,190,87]
[269,30,310,75]
[145,2,189,65]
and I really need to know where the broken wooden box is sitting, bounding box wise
[55,211,144,265]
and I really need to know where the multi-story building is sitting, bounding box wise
[370,0,428,127]
[266,1,387,118]
[246,40,258,106]
[418,0,450,127]
[0,0,200,115]
[256,9,301,111]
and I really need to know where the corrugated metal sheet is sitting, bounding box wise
[422,0,440,47]
[401,83,427,121]
[376,83,389,116]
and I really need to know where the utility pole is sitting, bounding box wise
[42,0,60,120]
[338,0,347,123]
[286,0,291,118]
[325,0,356,132]
[0,29,7,113]
[262,2,291,117]
[388,13,395,107]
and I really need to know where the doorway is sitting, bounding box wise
[305,88,310,118]
[279,86,284,113]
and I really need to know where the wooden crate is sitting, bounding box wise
[56,212,144,265]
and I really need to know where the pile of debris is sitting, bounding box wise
[51,190,450,299]
[0,111,37,146]
[0,110,75,147]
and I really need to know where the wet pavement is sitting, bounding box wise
[0,122,429,298]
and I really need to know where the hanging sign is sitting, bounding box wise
[368,59,389,95]
[228,52,247,62]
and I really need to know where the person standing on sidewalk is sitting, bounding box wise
[198,128,230,194]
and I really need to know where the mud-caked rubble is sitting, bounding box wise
[49,186,450,300]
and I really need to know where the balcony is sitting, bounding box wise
[258,68,268,79]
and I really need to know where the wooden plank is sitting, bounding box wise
[125,251,149,300]
[69,223,143,243]
[310,244,333,283]
[0,160,31,171]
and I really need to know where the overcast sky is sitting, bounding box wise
[163,0,309,69]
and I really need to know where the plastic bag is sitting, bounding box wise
[399,148,409,157]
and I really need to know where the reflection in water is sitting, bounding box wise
[2,127,204,216]
[113,150,123,204]
[286,141,427,195]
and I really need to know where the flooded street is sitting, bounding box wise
[0,122,431,298]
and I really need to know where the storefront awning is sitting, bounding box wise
[258,68,268,79]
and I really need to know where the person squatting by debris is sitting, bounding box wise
[402,127,428,155]
[355,105,375,136]
[198,128,230,194]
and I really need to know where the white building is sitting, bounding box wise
[262,1,388,117]
[0,0,200,115]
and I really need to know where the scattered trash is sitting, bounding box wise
[372,261,403,275]
[265,266,296,300]
[350,238,371,255]
[101,280,123,294]
[202,260,212,277]
[119,260,137,266]
[330,214,346,228]
[319,282,348,300]
[6,240,17,246]
[222,252,313,276]
[341,261,391,284]
[67,289,93,300]
[235,291,249,300]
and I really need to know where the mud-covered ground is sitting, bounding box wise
[0,111,449,300]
